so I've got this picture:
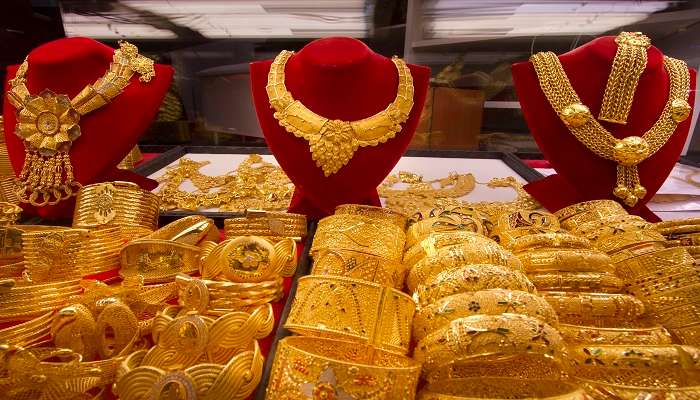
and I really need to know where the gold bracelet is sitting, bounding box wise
[555,200,627,230]
[21,227,90,282]
[614,247,695,279]
[518,248,614,274]
[527,271,625,293]
[412,289,558,342]
[572,215,650,241]
[669,322,700,346]
[493,210,561,233]
[407,244,522,292]
[79,226,124,276]
[311,248,406,289]
[643,286,700,317]
[540,291,646,325]
[224,209,307,241]
[335,203,408,230]
[0,279,82,322]
[608,241,667,265]
[594,229,666,254]
[406,209,485,248]
[414,264,536,307]
[624,266,700,299]
[558,323,673,345]
[425,352,566,384]
[0,311,53,347]
[666,233,700,248]
[510,232,590,253]
[418,378,588,400]
[312,214,406,261]
[265,336,421,400]
[120,239,201,284]
[200,236,297,280]
[414,314,565,373]
[285,275,415,354]
[577,380,700,400]
[145,214,218,245]
[403,231,501,267]
[654,218,700,236]
[177,274,284,313]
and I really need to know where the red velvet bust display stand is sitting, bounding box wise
[512,36,696,221]
[250,37,429,219]
[3,37,173,219]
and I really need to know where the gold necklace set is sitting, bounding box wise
[531,32,691,207]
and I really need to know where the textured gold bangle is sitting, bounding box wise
[285,275,415,354]
[311,248,406,289]
[406,210,484,248]
[403,231,501,267]
[0,311,53,347]
[669,323,700,346]
[614,247,695,279]
[418,378,588,400]
[643,285,700,317]
[120,239,201,284]
[608,241,667,265]
[527,271,625,293]
[573,215,650,241]
[558,323,673,345]
[412,289,558,342]
[577,379,700,400]
[177,274,284,313]
[425,352,566,384]
[266,336,421,400]
[0,202,21,226]
[79,226,124,276]
[518,248,614,274]
[414,314,565,373]
[540,291,646,325]
[414,264,536,307]
[493,210,561,235]
[510,232,590,253]
[312,214,406,261]
[407,243,522,292]
[200,236,297,281]
[594,229,666,254]
[335,203,408,230]
[145,215,218,245]
[0,279,82,322]
[21,227,90,282]
[625,266,700,299]
[224,209,307,241]
[555,200,627,230]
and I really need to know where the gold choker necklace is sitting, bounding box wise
[266,50,414,176]
[7,41,155,207]
[530,51,691,207]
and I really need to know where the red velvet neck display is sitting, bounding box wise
[512,36,696,220]
[250,37,429,219]
[3,37,172,219]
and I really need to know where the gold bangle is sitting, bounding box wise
[285,275,415,354]
[414,314,565,373]
[669,323,700,346]
[493,210,561,233]
[312,214,406,261]
[558,323,673,345]
[335,203,408,230]
[572,215,650,241]
[224,209,307,241]
[624,266,700,299]
[594,229,666,254]
[200,236,297,281]
[120,239,201,284]
[414,264,536,307]
[412,289,558,342]
[403,231,501,268]
[177,274,284,313]
[0,202,21,226]
[425,352,566,384]
[510,232,590,253]
[643,285,700,316]
[265,336,421,400]
[406,209,484,248]
[21,227,90,282]
[0,279,82,322]
[418,378,588,400]
[577,379,700,400]
[527,271,625,293]
[518,248,614,274]
[80,226,124,276]
[555,200,627,230]
[311,248,407,289]
[614,247,695,279]
[0,311,53,347]
[608,241,667,265]
[540,291,646,325]
[407,243,522,292]
[145,215,218,245]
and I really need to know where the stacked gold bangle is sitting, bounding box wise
[539,291,646,325]
[572,214,650,242]
[79,226,124,277]
[406,207,484,248]
[176,274,284,314]
[312,213,406,261]
[403,231,501,267]
[0,279,82,322]
[555,200,627,231]
[491,210,562,248]
[335,203,408,230]
[19,226,89,282]
[517,248,614,274]
[418,378,588,400]
[594,229,666,254]
[312,248,406,289]
[558,323,673,345]
[224,209,307,241]
[0,311,53,347]
[527,271,624,293]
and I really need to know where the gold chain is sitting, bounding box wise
[266,50,414,176]
[530,50,691,206]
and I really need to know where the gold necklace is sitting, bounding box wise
[7,41,155,207]
[530,51,691,206]
[266,50,414,176]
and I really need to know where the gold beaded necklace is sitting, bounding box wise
[530,51,691,206]
[266,50,414,176]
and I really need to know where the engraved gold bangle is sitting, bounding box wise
[625,266,700,299]
[266,336,421,400]
[594,229,666,254]
[510,232,591,253]
[406,211,484,248]
[0,311,53,347]
[79,226,124,276]
[577,380,700,400]
[572,215,650,241]
[540,291,646,325]
[518,248,614,274]
[199,236,297,281]
[407,244,522,292]
[414,264,536,307]
[335,203,408,230]
[425,352,566,384]
[555,200,627,231]
[20,227,90,282]
[418,378,588,400]
[120,239,201,284]
[145,215,218,245]
[643,285,700,317]
[614,247,695,279]
[285,275,415,354]
[608,241,667,265]
[311,248,407,289]
[224,209,307,241]
[312,214,406,261]
[176,274,284,313]
[670,323,700,346]
[492,210,561,235]
[403,231,501,268]
[414,314,565,373]
[527,271,625,293]
[558,323,673,345]
[412,289,558,342]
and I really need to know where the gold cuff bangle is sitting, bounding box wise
[418,378,588,400]
[425,352,566,384]
[614,247,695,279]
[80,226,124,276]
[414,314,565,373]
[518,248,614,274]
[510,232,591,253]
[200,236,297,281]
[145,215,218,245]
[0,311,53,347]
[594,229,666,254]
[265,336,421,400]
[285,275,415,354]
[312,214,406,261]
[406,209,485,248]
[403,231,500,268]
[224,209,307,241]
[540,291,646,325]
[311,248,406,289]
[644,286,700,317]
[177,274,284,313]
[21,227,90,282]
[573,215,650,241]
[527,271,625,293]
[555,200,627,230]
[558,323,673,345]
[412,289,558,342]
[493,210,561,235]
[120,239,201,284]
[407,244,522,292]
[335,203,408,230]
[414,264,536,307]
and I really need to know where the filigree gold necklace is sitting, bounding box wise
[266,50,414,176]
[7,41,155,207]
[530,51,690,206]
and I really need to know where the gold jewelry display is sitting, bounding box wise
[120,239,201,284]
[199,236,297,280]
[558,323,673,345]
[265,336,421,400]
[540,291,646,325]
[518,248,614,274]
[285,275,415,354]
[312,248,407,289]
[406,206,485,248]
[418,378,588,400]
[7,41,154,206]
[312,214,406,262]
[527,271,624,293]
[224,209,307,241]
[531,51,691,206]
[598,32,652,124]
[412,289,558,342]
[335,203,408,230]
[403,231,501,268]
[267,50,414,176]
[555,200,627,230]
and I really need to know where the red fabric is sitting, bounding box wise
[250,37,430,219]
[524,159,551,168]
[512,35,696,218]
[3,37,171,220]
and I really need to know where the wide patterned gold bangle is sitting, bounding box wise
[311,248,406,289]
[510,232,590,253]
[120,239,201,284]
[418,378,588,400]
[414,264,536,307]
[412,289,558,342]
[594,229,666,254]
[624,266,700,299]
[670,323,700,346]
[518,248,614,274]
[577,380,700,400]
[425,352,566,384]
[335,203,408,230]
[614,247,695,279]
[285,275,415,354]
[403,231,501,267]
[492,210,561,235]
[527,271,625,293]
[312,214,406,261]
[555,200,627,228]
[224,209,307,241]
[0,311,53,347]
[177,274,284,313]
[200,236,297,281]
[21,227,90,282]
[414,314,565,373]
[573,215,650,241]
[0,279,82,322]
[406,210,484,248]
[558,323,673,345]
[79,226,124,276]
[540,291,646,325]
[608,241,667,265]
[145,214,218,245]
[266,336,421,400]
[643,286,700,318]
